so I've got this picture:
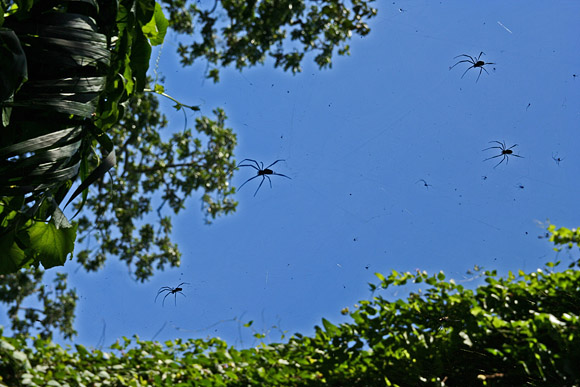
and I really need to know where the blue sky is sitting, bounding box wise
[4,1,580,348]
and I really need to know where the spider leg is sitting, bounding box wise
[266,175,273,189]
[238,174,261,191]
[162,291,172,307]
[449,59,473,70]
[483,141,506,151]
[493,155,508,168]
[453,54,476,62]
[511,154,523,158]
[271,172,291,179]
[476,67,483,82]
[175,282,190,289]
[482,146,504,151]
[476,52,485,60]
[461,65,475,79]
[507,144,519,150]
[264,159,285,169]
[254,176,267,196]
[483,154,504,162]
[238,163,259,171]
[238,159,260,169]
[173,291,186,306]
[155,287,171,302]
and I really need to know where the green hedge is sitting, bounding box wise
[1,259,578,386]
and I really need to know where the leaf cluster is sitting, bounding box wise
[1,259,579,386]
[547,224,580,254]
[0,0,113,275]
[75,91,237,281]
[0,0,170,336]
[0,268,77,340]
[165,0,377,82]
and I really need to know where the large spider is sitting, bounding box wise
[155,282,190,306]
[483,141,523,168]
[450,52,495,82]
[237,159,291,196]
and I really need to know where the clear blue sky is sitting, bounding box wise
[4,1,579,348]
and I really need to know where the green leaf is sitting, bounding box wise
[141,3,168,46]
[28,219,77,269]
[130,30,152,92]
[0,232,31,273]
[322,318,338,335]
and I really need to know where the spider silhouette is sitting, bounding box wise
[237,159,291,196]
[416,179,432,189]
[483,141,523,168]
[552,153,564,166]
[450,52,495,82]
[155,282,190,306]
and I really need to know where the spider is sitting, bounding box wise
[450,52,495,82]
[483,141,523,168]
[237,159,291,196]
[416,179,432,189]
[155,282,190,306]
[552,153,564,166]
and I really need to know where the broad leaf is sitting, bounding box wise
[142,2,168,46]
[28,219,77,269]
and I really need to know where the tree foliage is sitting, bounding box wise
[0,0,167,337]
[1,255,578,386]
[165,0,377,82]
[75,94,237,281]
[0,0,377,338]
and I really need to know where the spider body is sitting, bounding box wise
[237,159,291,196]
[483,141,523,168]
[450,52,495,82]
[258,168,274,176]
[155,282,190,306]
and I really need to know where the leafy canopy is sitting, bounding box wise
[1,255,578,386]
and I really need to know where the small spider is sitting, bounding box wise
[416,179,432,189]
[237,159,291,196]
[483,141,523,168]
[155,282,190,306]
[552,153,564,166]
[450,52,495,82]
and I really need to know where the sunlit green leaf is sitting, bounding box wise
[28,219,77,269]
